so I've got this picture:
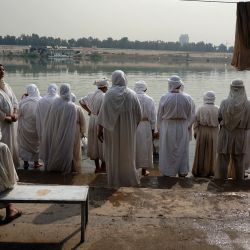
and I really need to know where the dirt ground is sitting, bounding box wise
[0,160,249,250]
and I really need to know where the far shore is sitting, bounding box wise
[0,45,232,64]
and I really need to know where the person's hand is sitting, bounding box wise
[153,132,159,139]
[11,113,18,122]
[21,93,28,99]
[5,116,12,123]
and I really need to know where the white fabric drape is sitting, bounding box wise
[36,84,59,161]
[80,89,105,160]
[157,92,191,176]
[135,90,156,169]
[0,80,19,167]
[18,84,41,161]
[0,141,18,193]
[44,84,76,173]
[98,70,142,187]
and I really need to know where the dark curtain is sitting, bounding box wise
[231,2,250,70]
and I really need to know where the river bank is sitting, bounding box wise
[0,45,232,65]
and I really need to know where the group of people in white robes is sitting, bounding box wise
[0,64,86,174]
[1,61,249,190]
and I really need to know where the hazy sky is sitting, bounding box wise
[2,0,238,46]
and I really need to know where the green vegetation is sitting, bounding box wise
[0,34,233,53]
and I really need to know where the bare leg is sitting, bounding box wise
[5,204,22,223]
[100,161,106,172]
[94,159,101,173]
[34,161,43,169]
[142,168,150,176]
[23,161,29,170]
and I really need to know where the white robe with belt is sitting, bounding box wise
[157,92,191,176]
[80,89,104,161]
[135,92,156,169]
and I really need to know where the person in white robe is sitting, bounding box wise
[71,93,86,173]
[157,75,191,177]
[18,84,42,169]
[36,83,59,163]
[44,84,77,173]
[97,70,142,188]
[0,128,21,223]
[192,91,219,177]
[79,78,108,173]
[215,79,250,182]
[134,80,156,176]
[0,64,19,168]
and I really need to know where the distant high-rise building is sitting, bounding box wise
[179,34,189,46]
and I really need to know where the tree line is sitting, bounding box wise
[0,34,233,53]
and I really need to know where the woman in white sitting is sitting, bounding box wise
[0,128,21,223]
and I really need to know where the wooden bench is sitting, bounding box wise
[0,184,89,243]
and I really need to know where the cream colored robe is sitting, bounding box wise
[157,92,191,176]
[135,92,156,169]
[0,81,19,167]
[0,142,18,193]
[192,104,219,177]
[80,89,104,161]
[98,87,142,188]
[72,105,86,172]
[18,96,41,161]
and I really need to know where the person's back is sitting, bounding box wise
[44,84,77,173]
[97,70,142,188]
[216,79,250,181]
[36,84,58,162]
[79,79,108,173]
[134,80,156,175]
[157,75,191,177]
[18,84,42,169]
[192,91,219,177]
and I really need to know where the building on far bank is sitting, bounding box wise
[179,34,189,46]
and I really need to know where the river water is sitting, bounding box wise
[2,57,250,168]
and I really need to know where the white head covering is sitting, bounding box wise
[168,75,183,92]
[60,83,71,101]
[203,91,215,105]
[112,70,127,86]
[47,83,58,96]
[71,93,76,103]
[134,80,147,94]
[27,84,40,97]
[97,70,128,131]
[224,79,248,130]
[94,78,109,88]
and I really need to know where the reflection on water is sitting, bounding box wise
[2,56,250,167]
